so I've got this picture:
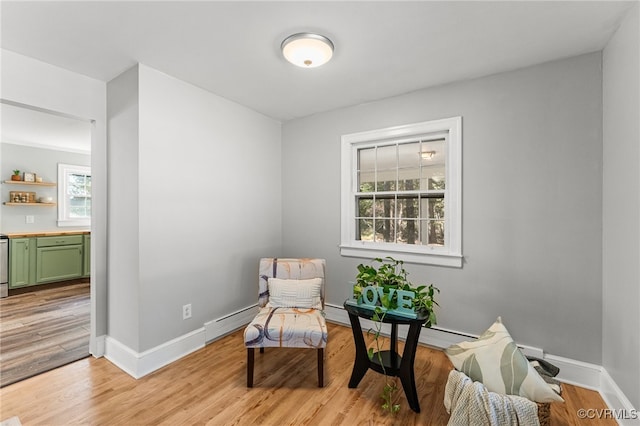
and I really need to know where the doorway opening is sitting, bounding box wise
[0,100,93,387]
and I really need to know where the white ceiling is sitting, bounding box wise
[0,1,635,127]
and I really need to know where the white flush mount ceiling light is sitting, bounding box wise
[281,33,334,68]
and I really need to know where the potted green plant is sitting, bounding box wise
[351,256,439,414]
[352,256,439,325]
[11,170,21,181]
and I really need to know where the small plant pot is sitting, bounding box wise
[11,175,21,181]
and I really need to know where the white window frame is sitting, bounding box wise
[57,163,91,227]
[340,117,462,267]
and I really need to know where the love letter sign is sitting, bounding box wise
[348,285,417,319]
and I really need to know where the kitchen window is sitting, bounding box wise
[340,117,462,267]
[57,163,91,227]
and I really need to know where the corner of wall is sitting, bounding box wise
[602,1,640,411]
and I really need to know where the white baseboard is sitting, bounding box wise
[90,334,106,358]
[104,305,258,380]
[600,368,640,426]
[104,337,142,378]
[324,303,351,326]
[543,354,602,390]
[325,303,637,423]
[204,304,258,342]
[104,328,205,379]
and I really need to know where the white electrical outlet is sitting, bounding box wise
[25,215,35,224]
[182,304,192,320]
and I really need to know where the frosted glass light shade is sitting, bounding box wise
[281,33,334,68]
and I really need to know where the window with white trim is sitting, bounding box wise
[340,117,462,267]
[57,163,91,227]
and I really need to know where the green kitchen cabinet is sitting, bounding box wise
[9,237,36,288]
[83,234,91,277]
[35,236,84,283]
[9,233,90,289]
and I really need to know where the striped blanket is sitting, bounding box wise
[444,370,540,426]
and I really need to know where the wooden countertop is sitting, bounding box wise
[5,230,90,238]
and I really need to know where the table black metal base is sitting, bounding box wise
[344,301,427,413]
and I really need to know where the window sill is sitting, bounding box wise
[57,220,91,227]
[340,244,463,268]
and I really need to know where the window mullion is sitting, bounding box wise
[373,145,377,243]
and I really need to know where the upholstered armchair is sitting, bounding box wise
[244,258,327,387]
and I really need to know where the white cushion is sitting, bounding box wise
[244,307,327,348]
[445,317,564,403]
[266,277,323,310]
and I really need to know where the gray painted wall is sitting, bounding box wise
[282,52,604,364]
[107,64,282,352]
[1,143,90,233]
[603,3,640,409]
[107,65,141,350]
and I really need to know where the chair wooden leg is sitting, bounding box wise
[317,348,324,387]
[247,348,255,387]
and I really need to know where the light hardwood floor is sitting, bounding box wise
[0,322,614,425]
[0,282,90,387]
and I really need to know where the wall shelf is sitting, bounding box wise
[3,180,56,187]
[3,202,57,207]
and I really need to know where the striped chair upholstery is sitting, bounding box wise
[244,258,327,387]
